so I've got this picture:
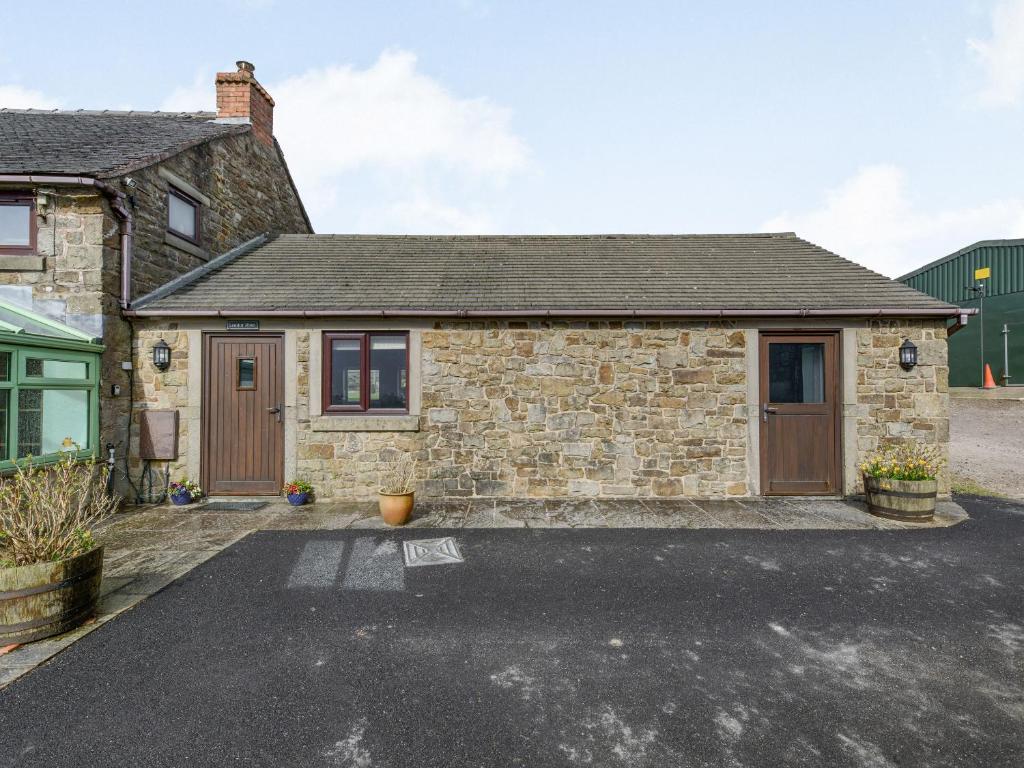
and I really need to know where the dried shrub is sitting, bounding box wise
[379,453,415,495]
[0,452,119,567]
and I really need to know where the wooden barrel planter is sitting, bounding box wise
[0,546,104,645]
[863,476,938,522]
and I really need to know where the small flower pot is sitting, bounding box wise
[287,492,309,506]
[864,475,937,522]
[170,491,193,506]
[1,546,104,644]
[379,491,414,526]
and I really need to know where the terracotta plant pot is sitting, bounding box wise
[1,546,104,645]
[864,475,938,522]
[379,492,414,526]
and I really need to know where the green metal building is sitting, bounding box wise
[899,239,1024,388]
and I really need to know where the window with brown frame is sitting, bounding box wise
[322,332,409,413]
[167,186,200,244]
[0,191,37,255]
[237,357,256,390]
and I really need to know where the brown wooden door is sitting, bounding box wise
[203,334,284,495]
[759,332,840,495]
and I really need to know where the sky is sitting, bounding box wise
[2,0,1022,277]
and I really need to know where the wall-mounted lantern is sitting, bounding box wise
[899,338,918,371]
[152,339,171,372]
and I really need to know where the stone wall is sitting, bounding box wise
[0,188,108,338]
[854,319,950,494]
[126,132,310,298]
[131,318,954,500]
[297,321,751,499]
[0,126,310,494]
[130,326,192,481]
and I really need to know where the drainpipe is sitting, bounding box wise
[0,174,134,309]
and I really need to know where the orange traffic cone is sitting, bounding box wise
[983,363,997,389]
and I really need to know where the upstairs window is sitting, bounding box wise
[323,332,409,413]
[0,191,36,255]
[167,187,200,244]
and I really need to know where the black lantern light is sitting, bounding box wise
[152,339,171,371]
[898,338,917,371]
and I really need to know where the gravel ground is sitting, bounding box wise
[951,397,1024,498]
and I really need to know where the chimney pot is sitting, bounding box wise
[236,61,255,74]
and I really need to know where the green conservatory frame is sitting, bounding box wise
[0,300,103,471]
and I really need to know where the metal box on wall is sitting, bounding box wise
[139,410,179,460]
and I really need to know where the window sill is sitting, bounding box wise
[310,414,420,432]
[164,232,207,260]
[0,254,45,271]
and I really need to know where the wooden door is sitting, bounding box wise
[759,332,840,495]
[202,334,284,495]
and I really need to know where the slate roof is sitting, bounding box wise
[131,233,962,317]
[0,109,248,178]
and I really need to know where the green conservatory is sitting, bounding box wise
[0,300,102,469]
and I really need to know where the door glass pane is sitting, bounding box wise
[168,192,197,239]
[17,389,89,457]
[25,358,88,379]
[0,351,9,382]
[330,338,362,406]
[237,358,256,389]
[369,335,408,409]
[0,203,31,246]
[768,343,825,403]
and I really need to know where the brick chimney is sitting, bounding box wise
[215,61,275,148]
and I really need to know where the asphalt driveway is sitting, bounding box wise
[2,496,1022,767]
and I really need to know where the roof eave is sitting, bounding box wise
[123,306,973,319]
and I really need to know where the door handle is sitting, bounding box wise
[267,404,282,422]
[762,404,778,422]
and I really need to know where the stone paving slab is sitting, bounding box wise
[0,495,968,690]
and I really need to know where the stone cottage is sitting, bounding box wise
[0,62,311,488]
[125,233,971,500]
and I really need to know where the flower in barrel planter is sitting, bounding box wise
[169,479,202,506]
[283,480,313,506]
[1,452,119,644]
[861,444,944,522]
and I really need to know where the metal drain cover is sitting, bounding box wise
[403,537,464,567]
[195,501,269,512]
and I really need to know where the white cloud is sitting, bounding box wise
[159,50,528,232]
[968,0,1024,106]
[356,192,494,234]
[0,85,60,109]
[273,50,528,180]
[762,165,1024,277]
[159,71,213,112]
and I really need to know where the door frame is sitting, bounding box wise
[201,332,285,496]
[758,329,843,496]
